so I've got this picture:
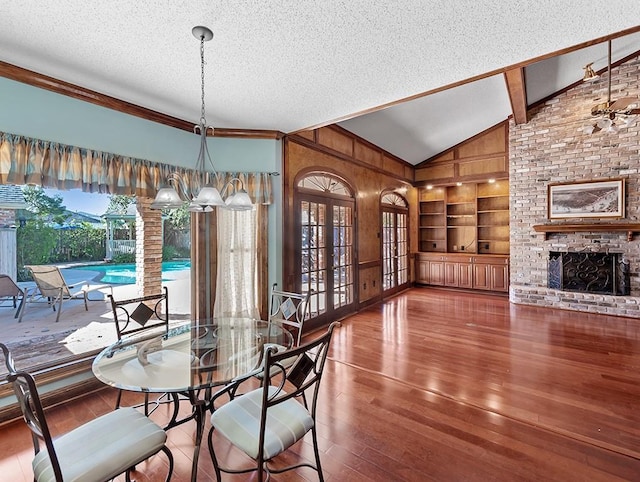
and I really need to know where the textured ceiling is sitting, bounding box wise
[1,2,640,164]
[342,31,640,163]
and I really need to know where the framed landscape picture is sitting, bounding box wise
[548,179,625,219]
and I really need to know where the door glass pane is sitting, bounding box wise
[382,211,396,290]
[397,212,409,285]
[332,204,353,309]
[301,201,327,318]
[382,205,409,292]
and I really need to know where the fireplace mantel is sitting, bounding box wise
[533,223,640,241]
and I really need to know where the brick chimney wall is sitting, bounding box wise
[509,56,640,318]
[0,209,16,227]
[135,197,163,296]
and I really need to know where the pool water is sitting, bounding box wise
[73,260,191,284]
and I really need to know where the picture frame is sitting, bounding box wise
[548,178,625,219]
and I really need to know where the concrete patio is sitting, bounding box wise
[0,266,192,369]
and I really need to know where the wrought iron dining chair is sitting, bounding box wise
[0,343,174,482]
[108,286,175,413]
[207,321,339,482]
[219,286,310,403]
[224,283,312,401]
[206,285,313,412]
[244,282,312,386]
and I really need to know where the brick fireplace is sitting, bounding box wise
[509,56,640,318]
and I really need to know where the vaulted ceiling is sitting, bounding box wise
[1,2,639,165]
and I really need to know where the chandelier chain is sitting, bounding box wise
[200,34,206,126]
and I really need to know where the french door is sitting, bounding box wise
[298,193,355,329]
[382,193,409,296]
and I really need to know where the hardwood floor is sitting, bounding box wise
[1,287,639,481]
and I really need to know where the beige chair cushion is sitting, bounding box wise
[32,407,167,482]
[211,386,313,460]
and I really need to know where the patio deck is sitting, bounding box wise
[0,267,192,368]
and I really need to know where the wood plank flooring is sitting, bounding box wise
[1,287,639,481]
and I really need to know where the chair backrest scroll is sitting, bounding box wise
[108,286,170,339]
[268,283,311,346]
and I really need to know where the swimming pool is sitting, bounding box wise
[73,260,191,284]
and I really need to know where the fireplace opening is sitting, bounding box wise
[548,251,629,295]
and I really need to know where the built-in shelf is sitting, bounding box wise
[419,180,509,254]
[533,223,640,241]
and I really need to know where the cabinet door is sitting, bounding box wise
[458,262,473,289]
[472,263,490,290]
[489,263,509,292]
[416,259,430,283]
[429,261,445,286]
[444,262,458,286]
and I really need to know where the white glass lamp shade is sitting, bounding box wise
[620,116,635,127]
[582,125,595,134]
[188,202,204,212]
[224,189,253,211]
[188,202,214,212]
[151,187,185,210]
[192,186,225,207]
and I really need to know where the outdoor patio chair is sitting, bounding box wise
[207,322,340,482]
[19,265,113,323]
[0,274,25,319]
[0,343,174,482]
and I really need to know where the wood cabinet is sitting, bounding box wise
[444,257,473,288]
[416,255,445,285]
[418,180,509,255]
[416,253,509,293]
[471,256,509,291]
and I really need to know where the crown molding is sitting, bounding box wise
[213,128,284,139]
[0,61,282,140]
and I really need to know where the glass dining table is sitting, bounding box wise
[92,317,293,482]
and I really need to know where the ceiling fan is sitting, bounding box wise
[583,40,639,134]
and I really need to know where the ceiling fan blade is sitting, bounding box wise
[609,96,638,111]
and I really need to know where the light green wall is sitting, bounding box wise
[0,76,283,299]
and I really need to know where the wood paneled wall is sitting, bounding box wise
[283,126,416,309]
[415,122,509,186]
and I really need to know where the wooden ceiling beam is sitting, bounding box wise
[504,67,528,124]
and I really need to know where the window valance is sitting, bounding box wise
[0,132,272,204]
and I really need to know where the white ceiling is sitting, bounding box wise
[1,2,640,165]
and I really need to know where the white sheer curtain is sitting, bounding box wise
[213,207,260,319]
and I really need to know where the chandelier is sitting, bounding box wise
[151,26,253,212]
